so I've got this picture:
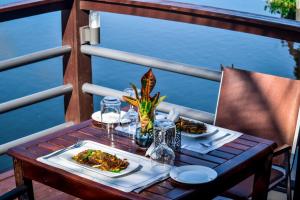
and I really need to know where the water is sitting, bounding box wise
[0,0,299,171]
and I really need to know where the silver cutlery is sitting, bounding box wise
[199,133,231,148]
[207,129,219,136]
[43,140,84,159]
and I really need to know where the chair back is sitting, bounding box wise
[214,68,300,158]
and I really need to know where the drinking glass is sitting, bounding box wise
[150,120,175,171]
[153,119,177,150]
[100,96,121,129]
[123,88,140,136]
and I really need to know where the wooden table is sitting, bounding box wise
[8,120,276,200]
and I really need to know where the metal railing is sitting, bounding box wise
[81,45,222,82]
[80,43,220,123]
[0,84,73,114]
[80,44,220,124]
[0,45,73,154]
[0,35,219,154]
[0,45,71,72]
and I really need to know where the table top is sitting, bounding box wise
[8,120,277,200]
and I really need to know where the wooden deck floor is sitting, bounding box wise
[0,170,79,200]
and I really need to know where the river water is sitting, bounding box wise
[0,0,299,171]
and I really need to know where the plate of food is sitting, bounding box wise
[176,118,218,138]
[52,140,141,178]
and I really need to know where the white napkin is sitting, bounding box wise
[181,124,242,154]
[145,142,155,157]
[167,108,180,122]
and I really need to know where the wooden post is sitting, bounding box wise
[14,159,34,200]
[61,0,93,123]
[252,153,273,200]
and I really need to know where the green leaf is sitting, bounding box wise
[155,96,166,106]
[145,101,152,113]
[151,92,160,105]
[141,68,156,100]
[130,83,140,101]
[141,101,146,109]
[123,96,139,107]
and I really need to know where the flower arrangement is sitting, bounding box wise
[123,68,166,134]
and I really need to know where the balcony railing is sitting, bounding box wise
[0,0,299,199]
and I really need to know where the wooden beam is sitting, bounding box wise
[0,0,69,22]
[62,0,93,123]
[80,0,300,42]
[13,159,34,200]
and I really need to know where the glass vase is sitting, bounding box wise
[135,127,153,148]
[135,108,155,148]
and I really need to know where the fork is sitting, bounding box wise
[199,133,231,148]
[43,140,84,159]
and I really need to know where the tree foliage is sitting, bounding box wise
[265,0,296,19]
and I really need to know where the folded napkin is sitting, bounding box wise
[181,124,242,154]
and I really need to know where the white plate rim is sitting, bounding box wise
[169,165,218,184]
[91,111,130,124]
[48,140,141,178]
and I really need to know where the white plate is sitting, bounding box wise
[170,165,217,184]
[181,125,219,138]
[92,111,130,124]
[156,113,218,138]
[55,140,140,178]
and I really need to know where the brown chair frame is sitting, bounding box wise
[214,68,300,200]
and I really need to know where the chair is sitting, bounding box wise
[214,67,300,200]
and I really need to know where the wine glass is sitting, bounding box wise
[150,121,175,172]
[123,88,140,136]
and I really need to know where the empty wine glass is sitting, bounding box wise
[150,121,175,172]
[123,88,140,136]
